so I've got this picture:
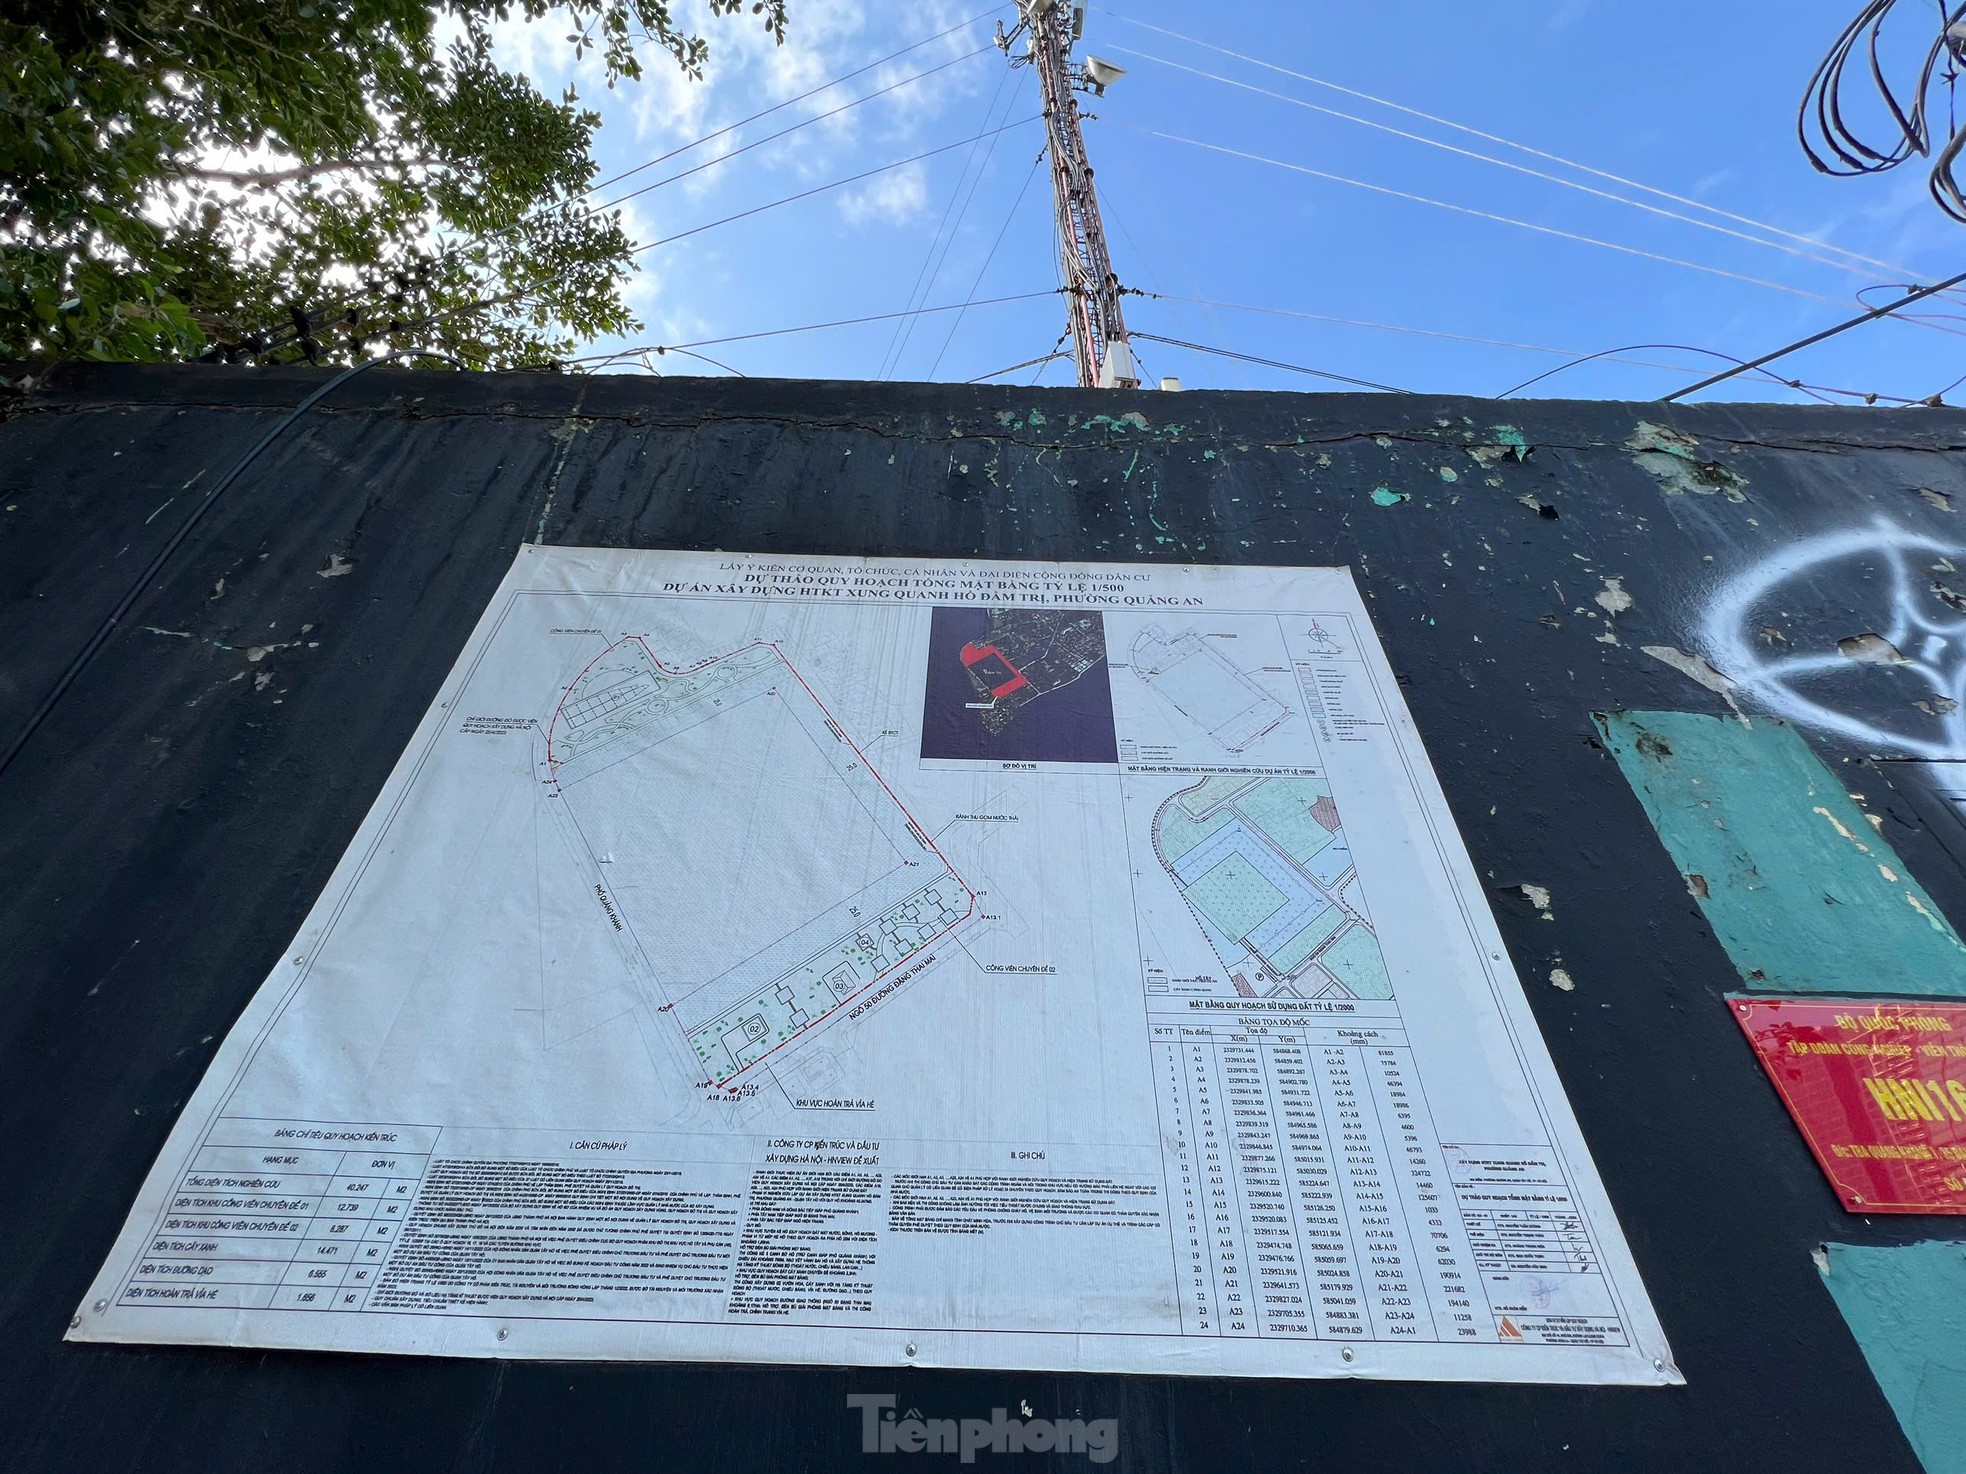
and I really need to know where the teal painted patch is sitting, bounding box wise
[1819,1241,1966,1474]
[1598,711,1966,995]
[1370,486,1407,507]
[1491,425,1529,459]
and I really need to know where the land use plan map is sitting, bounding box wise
[73,548,1675,1384]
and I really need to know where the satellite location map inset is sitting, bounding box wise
[920,606,1120,764]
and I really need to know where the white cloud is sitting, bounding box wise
[486,0,1008,365]
[838,160,930,226]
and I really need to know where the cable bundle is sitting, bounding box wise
[1801,0,1966,219]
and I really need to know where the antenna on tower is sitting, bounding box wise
[998,0,1138,389]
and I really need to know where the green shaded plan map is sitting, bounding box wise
[74,548,1673,1387]
[1154,775,1391,1001]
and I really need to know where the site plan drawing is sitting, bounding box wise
[1152,775,1388,1001]
[73,547,1676,1385]
[1131,625,1290,753]
[545,635,970,1087]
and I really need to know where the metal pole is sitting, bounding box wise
[1659,269,1966,402]
[1013,1,1137,388]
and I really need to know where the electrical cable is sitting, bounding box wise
[1927,366,1966,399]
[1029,327,1073,386]
[969,346,1069,381]
[0,349,464,784]
[1141,129,1851,308]
[558,289,1060,363]
[1141,292,1699,369]
[1662,267,1966,399]
[1497,345,1840,402]
[876,65,1018,379]
[1800,0,1966,220]
[627,346,748,376]
[1102,151,1249,387]
[882,66,1022,379]
[1129,332,1412,392]
[1039,173,1075,383]
[1148,296,1918,404]
[589,5,1008,198]
[925,151,1047,379]
[214,8,1012,364]
[1112,44,1906,287]
[1857,281,1966,331]
[290,118,1043,373]
[625,116,1041,259]
[1101,7,1939,287]
[593,44,995,217]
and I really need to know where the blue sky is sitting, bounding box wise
[501,1,1966,402]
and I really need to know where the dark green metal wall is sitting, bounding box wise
[4,362,1966,1472]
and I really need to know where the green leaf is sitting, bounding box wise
[0,0,781,367]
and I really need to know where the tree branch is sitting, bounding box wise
[179,157,441,189]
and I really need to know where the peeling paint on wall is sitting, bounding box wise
[1627,421,1749,501]
[1597,710,1966,995]
[1595,578,1633,616]
[1467,426,1531,468]
[1639,645,1743,716]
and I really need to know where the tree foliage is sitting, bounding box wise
[1,0,789,367]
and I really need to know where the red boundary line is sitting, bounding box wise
[959,639,1028,699]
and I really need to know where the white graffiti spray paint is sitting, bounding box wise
[1701,522,1966,759]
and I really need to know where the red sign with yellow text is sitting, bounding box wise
[1731,996,1966,1213]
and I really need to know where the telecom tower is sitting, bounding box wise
[998,1,1138,389]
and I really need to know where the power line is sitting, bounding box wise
[1800,1,1966,220]
[1497,345,1841,402]
[1146,292,1918,403]
[1130,332,1412,392]
[631,346,749,376]
[970,345,1070,381]
[561,289,1061,365]
[218,8,1011,364]
[1141,292,1703,371]
[373,124,1045,365]
[1143,129,1849,307]
[1857,282,1966,333]
[884,67,1023,379]
[1100,153,1252,386]
[593,44,995,217]
[876,64,1017,379]
[626,116,1041,259]
[589,5,1009,198]
[1112,43,1910,288]
[926,152,1048,380]
[1662,268,1966,400]
[1100,7,1942,289]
